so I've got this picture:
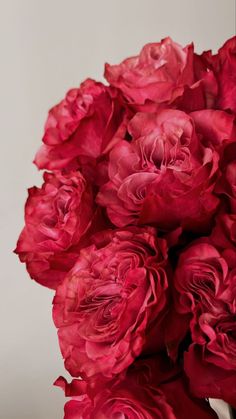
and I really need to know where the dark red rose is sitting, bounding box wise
[53,227,170,379]
[185,344,236,409]
[172,241,236,408]
[15,171,94,289]
[34,79,126,183]
[97,109,219,232]
[159,373,218,419]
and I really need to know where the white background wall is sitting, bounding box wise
[0,1,235,418]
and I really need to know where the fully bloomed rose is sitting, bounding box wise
[55,356,217,419]
[97,109,219,232]
[105,37,217,111]
[15,170,94,289]
[53,227,170,379]
[34,78,126,183]
[172,241,236,408]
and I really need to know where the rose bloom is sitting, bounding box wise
[55,356,217,419]
[34,78,126,182]
[97,109,219,233]
[215,141,236,213]
[105,37,217,112]
[172,241,236,408]
[211,213,236,268]
[190,109,235,151]
[199,36,236,114]
[53,227,169,379]
[15,170,94,289]
[63,378,176,419]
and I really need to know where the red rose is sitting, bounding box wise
[105,37,217,112]
[173,242,229,315]
[216,36,236,114]
[62,377,176,419]
[210,213,236,270]
[215,142,236,213]
[55,356,217,419]
[200,37,236,114]
[172,241,236,407]
[15,171,94,289]
[53,227,169,379]
[34,79,125,182]
[190,109,236,150]
[97,109,219,232]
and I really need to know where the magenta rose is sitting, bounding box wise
[97,109,219,232]
[53,227,169,379]
[15,170,94,289]
[172,241,236,407]
[34,79,126,182]
[105,37,217,112]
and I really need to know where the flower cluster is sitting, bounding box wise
[16,36,236,418]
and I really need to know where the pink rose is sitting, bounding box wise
[53,227,169,379]
[34,79,126,183]
[15,171,94,289]
[97,109,219,232]
[172,241,236,407]
[105,37,217,112]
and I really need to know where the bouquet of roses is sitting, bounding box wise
[16,36,236,418]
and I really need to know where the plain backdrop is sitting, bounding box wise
[0,1,235,418]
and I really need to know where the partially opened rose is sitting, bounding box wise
[211,213,236,268]
[216,36,236,114]
[190,109,235,151]
[15,170,94,289]
[200,36,236,114]
[55,355,217,419]
[97,109,219,232]
[105,37,194,107]
[53,227,169,379]
[172,241,236,407]
[62,376,176,419]
[105,37,218,112]
[34,78,126,183]
[215,141,236,212]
